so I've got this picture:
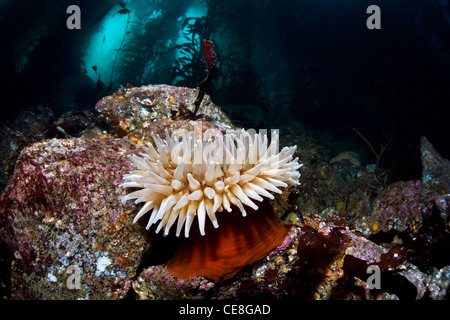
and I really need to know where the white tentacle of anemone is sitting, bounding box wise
[120,128,302,237]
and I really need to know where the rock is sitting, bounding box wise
[95,84,234,137]
[427,265,450,300]
[420,136,450,196]
[0,105,54,192]
[354,180,423,236]
[133,265,216,300]
[421,193,450,234]
[329,151,361,167]
[131,224,434,300]
[0,138,150,299]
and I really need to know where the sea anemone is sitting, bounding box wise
[121,125,302,280]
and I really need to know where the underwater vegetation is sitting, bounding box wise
[115,2,192,87]
[353,128,396,178]
[192,38,219,115]
[1,0,447,169]
[167,17,217,88]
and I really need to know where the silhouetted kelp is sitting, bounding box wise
[168,16,217,88]
[353,128,396,179]
[116,1,194,86]
[169,39,218,121]
[193,38,218,116]
[109,5,132,90]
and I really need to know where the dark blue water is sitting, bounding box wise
[1,0,449,180]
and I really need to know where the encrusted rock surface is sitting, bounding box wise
[353,180,423,236]
[0,138,150,299]
[420,136,450,196]
[95,84,234,137]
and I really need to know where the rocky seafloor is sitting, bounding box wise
[0,84,449,300]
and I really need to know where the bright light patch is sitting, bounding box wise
[185,1,208,18]
[82,9,130,86]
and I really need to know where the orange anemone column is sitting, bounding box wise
[167,201,292,281]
